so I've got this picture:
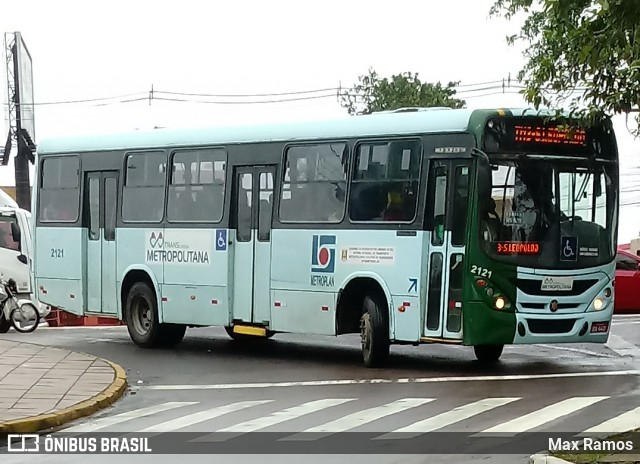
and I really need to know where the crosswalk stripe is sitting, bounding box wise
[139,400,272,432]
[281,398,435,441]
[579,405,640,435]
[64,402,197,433]
[200,398,357,442]
[479,396,609,435]
[376,397,522,439]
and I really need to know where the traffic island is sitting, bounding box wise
[0,339,127,433]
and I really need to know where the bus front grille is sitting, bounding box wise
[526,318,577,334]
[515,279,598,296]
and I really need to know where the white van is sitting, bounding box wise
[0,189,50,332]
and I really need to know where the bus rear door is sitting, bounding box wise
[231,166,276,327]
[423,159,471,340]
[84,171,118,315]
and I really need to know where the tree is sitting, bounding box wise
[338,68,465,115]
[491,0,640,133]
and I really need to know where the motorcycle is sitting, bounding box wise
[0,274,40,333]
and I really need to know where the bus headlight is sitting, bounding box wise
[494,296,506,310]
[593,297,604,311]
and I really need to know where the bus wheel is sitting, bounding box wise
[125,282,160,348]
[0,312,10,333]
[159,324,186,347]
[360,294,390,368]
[474,344,504,364]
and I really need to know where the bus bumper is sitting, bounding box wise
[512,311,612,344]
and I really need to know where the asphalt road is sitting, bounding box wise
[2,313,639,464]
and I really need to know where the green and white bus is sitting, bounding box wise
[32,107,619,367]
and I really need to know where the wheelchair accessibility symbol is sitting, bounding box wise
[215,230,227,251]
[560,236,578,261]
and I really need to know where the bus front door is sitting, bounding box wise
[231,166,276,327]
[84,171,118,315]
[423,160,471,340]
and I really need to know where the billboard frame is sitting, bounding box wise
[13,32,35,145]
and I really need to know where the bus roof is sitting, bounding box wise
[36,107,552,155]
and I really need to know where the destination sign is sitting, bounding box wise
[495,241,541,255]
[481,116,610,156]
[513,124,587,147]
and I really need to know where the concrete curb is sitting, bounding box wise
[0,360,128,434]
[530,453,575,464]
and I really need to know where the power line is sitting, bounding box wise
[0,77,597,108]
[14,92,148,106]
[0,76,523,107]
[152,93,338,105]
[156,87,341,98]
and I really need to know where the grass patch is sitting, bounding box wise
[550,452,610,463]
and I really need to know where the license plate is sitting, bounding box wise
[590,322,609,333]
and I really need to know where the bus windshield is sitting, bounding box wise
[478,158,618,269]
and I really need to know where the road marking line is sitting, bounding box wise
[613,314,640,320]
[199,398,356,442]
[479,396,609,435]
[579,405,640,435]
[63,402,197,432]
[280,398,434,441]
[39,325,127,330]
[145,370,640,390]
[605,334,640,357]
[139,400,271,432]
[537,344,616,358]
[376,397,521,439]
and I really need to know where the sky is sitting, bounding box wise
[1,0,639,243]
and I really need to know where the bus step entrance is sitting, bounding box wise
[232,324,267,337]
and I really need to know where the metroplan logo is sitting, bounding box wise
[149,231,164,249]
[311,235,336,273]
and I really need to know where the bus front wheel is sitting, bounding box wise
[360,294,390,368]
[474,344,504,364]
[125,282,161,348]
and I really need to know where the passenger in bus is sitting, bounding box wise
[173,190,196,220]
[350,183,386,221]
[383,191,405,221]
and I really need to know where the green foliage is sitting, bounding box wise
[491,0,640,134]
[339,68,466,115]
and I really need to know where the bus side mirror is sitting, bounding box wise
[10,222,21,243]
[17,254,27,264]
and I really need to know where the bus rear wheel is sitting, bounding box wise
[474,344,504,364]
[360,294,390,368]
[125,282,162,348]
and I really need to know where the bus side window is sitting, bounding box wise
[451,165,470,246]
[278,143,347,223]
[122,152,166,223]
[349,140,421,223]
[428,164,448,246]
[39,156,81,223]
[167,149,226,223]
